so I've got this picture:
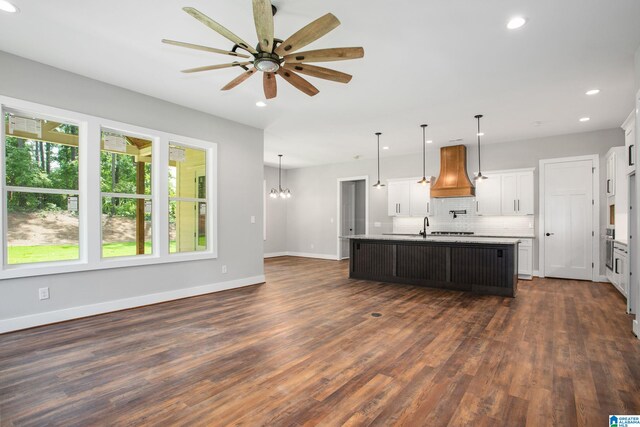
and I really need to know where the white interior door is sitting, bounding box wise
[341,182,356,258]
[543,159,593,280]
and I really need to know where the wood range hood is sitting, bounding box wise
[430,145,475,198]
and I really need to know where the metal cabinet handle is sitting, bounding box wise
[630,144,635,167]
[607,179,611,193]
[476,201,479,212]
[615,258,620,274]
[427,202,430,213]
[514,200,516,211]
[517,199,520,211]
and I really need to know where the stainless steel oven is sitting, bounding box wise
[605,228,615,271]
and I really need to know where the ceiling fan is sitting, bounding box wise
[162,0,364,99]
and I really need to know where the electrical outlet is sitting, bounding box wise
[38,287,50,300]
[374,222,382,228]
[310,243,315,249]
[250,216,256,224]
[222,265,228,274]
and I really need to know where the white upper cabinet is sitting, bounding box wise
[606,150,617,197]
[410,181,432,217]
[501,170,534,215]
[387,179,432,217]
[387,180,411,216]
[623,110,636,175]
[475,173,502,215]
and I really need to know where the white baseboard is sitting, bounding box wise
[0,275,265,334]
[533,270,540,277]
[285,252,338,260]
[264,252,288,258]
[264,251,338,261]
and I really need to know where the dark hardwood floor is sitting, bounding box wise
[1,257,640,426]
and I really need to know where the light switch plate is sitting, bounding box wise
[38,287,50,300]
[251,216,256,224]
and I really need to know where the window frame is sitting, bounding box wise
[0,96,218,280]
[99,126,156,260]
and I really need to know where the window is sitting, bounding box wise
[3,111,80,265]
[100,130,153,258]
[168,143,207,253]
[0,96,217,279]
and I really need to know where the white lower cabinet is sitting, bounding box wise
[518,239,533,280]
[613,244,628,297]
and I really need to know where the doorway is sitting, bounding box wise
[539,155,598,281]
[337,177,368,260]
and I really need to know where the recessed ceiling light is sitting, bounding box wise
[255,101,267,107]
[579,117,590,122]
[507,16,527,30]
[426,140,433,144]
[585,89,600,96]
[0,0,18,13]
[382,146,389,150]
[477,132,485,137]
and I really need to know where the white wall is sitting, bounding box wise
[283,128,623,274]
[0,51,265,329]
[264,166,288,256]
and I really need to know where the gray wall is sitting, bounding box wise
[284,128,623,274]
[0,51,264,321]
[264,166,288,255]
[635,44,640,91]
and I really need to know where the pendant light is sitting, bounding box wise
[474,114,488,181]
[417,124,430,186]
[269,154,291,199]
[373,132,385,189]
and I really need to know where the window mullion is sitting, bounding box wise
[157,135,169,258]
[85,118,102,266]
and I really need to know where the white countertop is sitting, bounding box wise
[345,234,521,245]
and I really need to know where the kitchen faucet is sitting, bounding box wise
[419,216,430,238]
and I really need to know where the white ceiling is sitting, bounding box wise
[1,0,639,168]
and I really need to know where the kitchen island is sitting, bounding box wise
[347,235,520,297]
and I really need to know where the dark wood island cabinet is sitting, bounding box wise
[348,236,519,297]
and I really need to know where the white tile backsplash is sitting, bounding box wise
[393,197,535,237]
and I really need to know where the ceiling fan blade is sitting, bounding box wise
[221,68,258,91]
[283,47,365,64]
[282,63,352,84]
[183,7,258,54]
[252,0,274,53]
[162,39,251,59]
[275,13,340,56]
[182,61,252,73]
[263,72,277,99]
[276,69,319,97]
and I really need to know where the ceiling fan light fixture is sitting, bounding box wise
[254,56,280,73]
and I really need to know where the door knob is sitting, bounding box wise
[545,232,554,236]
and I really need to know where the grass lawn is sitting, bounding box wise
[7,241,178,264]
